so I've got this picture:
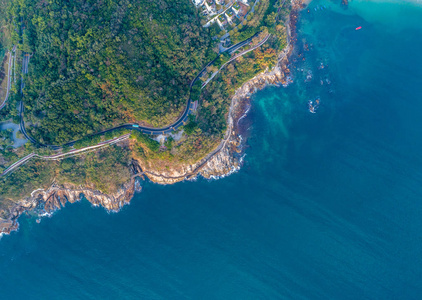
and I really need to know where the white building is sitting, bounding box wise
[193,0,204,6]
[204,0,215,13]
[225,9,235,24]
[216,14,227,28]
[232,3,241,15]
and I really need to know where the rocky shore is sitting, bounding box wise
[0,181,138,235]
[139,0,302,183]
[194,0,302,179]
[0,0,304,236]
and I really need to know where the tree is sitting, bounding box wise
[183,115,198,136]
[164,136,174,150]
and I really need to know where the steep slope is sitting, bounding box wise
[11,0,214,144]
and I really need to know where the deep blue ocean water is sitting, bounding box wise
[2,1,422,298]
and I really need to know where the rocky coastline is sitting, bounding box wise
[0,0,304,236]
[139,0,302,183]
[0,180,138,235]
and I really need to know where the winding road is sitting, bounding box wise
[202,33,271,88]
[1,134,131,176]
[18,52,39,145]
[1,10,277,177]
[17,31,267,150]
[0,46,16,110]
[2,32,270,176]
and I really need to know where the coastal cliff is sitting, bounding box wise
[0,181,138,235]
[139,0,301,183]
[0,0,303,236]
[134,60,294,184]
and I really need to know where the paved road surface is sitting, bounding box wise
[1,153,35,176]
[17,0,285,150]
[0,46,16,110]
[2,6,288,177]
[202,33,271,88]
[18,32,265,150]
[1,134,130,176]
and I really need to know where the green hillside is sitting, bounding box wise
[7,0,214,144]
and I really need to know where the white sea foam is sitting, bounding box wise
[38,211,53,218]
[187,176,198,182]
[237,105,252,125]
[207,154,246,181]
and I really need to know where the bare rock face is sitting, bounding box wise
[145,162,197,184]
[139,42,293,185]
[200,145,240,179]
[41,182,135,213]
[144,172,186,185]
[0,198,39,235]
[0,181,135,235]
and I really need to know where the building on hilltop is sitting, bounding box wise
[235,1,249,18]
[204,0,217,14]
[232,2,241,15]
[192,0,205,6]
[225,9,235,24]
[217,14,227,29]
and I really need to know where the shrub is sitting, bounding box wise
[131,131,160,152]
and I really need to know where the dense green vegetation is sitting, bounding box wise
[3,0,217,144]
[183,115,199,136]
[0,0,292,216]
[0,0,13,55]
[73,128,130,149]
[0,156,54,214]
[198,0,290,135]
[131,131,160,153]
[0,144,131,205]
[229,0,279,44]
[57,145,131,193]
[196,0,290,135]
[198,36,278,135]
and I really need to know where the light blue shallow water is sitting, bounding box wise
[1,1,422,298]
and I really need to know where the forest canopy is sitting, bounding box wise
[5,0,215,144]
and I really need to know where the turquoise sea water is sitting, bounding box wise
[2,1,422,298]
